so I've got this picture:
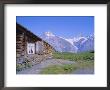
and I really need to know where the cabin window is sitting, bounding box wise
[27,43,35,54]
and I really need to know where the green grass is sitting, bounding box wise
[41,60,94,74]
[41,51,94,74]
[53,51,94,61]
[41,64,78,74]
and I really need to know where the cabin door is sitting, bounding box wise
[36,42,40,53]
[36,41,44,54]
[27,43,35,54]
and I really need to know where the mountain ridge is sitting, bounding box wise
[40,31,94,53]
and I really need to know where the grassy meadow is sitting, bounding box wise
[41,51,94,74]
[53,51,94,61]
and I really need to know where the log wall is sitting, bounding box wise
[16,23,55,71]
[16,32,25,58]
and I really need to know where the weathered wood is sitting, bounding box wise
[16,23,55,66]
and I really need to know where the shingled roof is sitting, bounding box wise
[16,23,52,46]
[16,23,43,40]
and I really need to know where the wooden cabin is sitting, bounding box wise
[16,23,54,67]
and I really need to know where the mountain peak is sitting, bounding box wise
[44,31,55,37]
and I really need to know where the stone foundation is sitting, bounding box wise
[16,54,53,71]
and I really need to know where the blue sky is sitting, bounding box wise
[16,16,94,38]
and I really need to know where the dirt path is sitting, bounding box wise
[71,67,94,74]
[17,59,94,74]
[17,59,75,74]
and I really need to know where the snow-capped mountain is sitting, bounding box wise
[40,32,94,53]
[65,39,74,45]
[80,35,94,52]
[73,35,94,52]
[44,32,55,37]
[40,32,78,53]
